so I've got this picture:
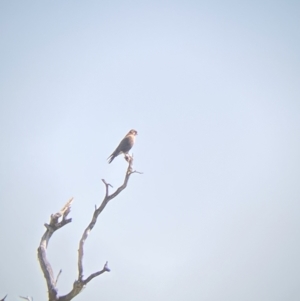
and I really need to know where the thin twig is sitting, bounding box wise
[132,170,143,174]
[101,179,113,199]
[55,269,62,286]
[19,296,33,301]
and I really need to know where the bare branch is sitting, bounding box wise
[0,295,7,301]
[77,157,137,280]
[60,157,140,300]
[37,198,73,301]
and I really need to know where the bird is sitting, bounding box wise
[107,129,138,163]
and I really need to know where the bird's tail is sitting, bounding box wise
[107,154,116,164]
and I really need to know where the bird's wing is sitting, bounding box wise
[117,135,134,154]
[108,136,133,157]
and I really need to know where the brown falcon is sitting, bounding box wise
[107,129,138,163]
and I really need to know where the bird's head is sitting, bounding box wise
[129,129,138,136]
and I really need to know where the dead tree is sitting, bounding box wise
[36,156,141,301]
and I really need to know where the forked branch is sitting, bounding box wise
[76,156,138,287]
[37,198,73,300]
[37,156,141,301]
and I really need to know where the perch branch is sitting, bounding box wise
[0,295,7,301]
[78,156,139,279]
[59,157,140,301]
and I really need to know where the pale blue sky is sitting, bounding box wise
[1,1,300,300]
